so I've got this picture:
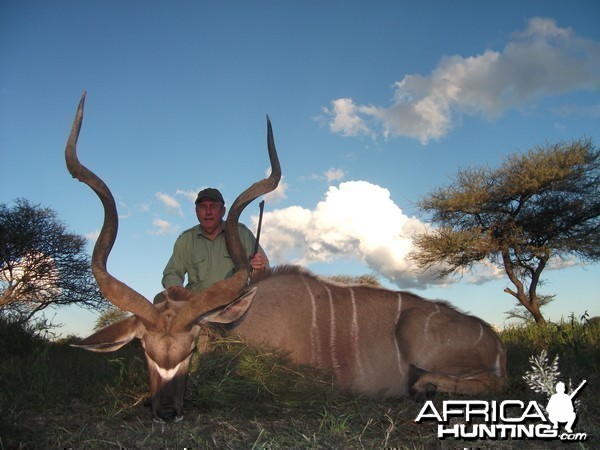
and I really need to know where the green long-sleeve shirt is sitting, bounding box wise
[162,222,266,292]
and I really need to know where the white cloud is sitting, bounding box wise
[325,168,345,183]
[149,218,179,235]
[323,17,600,144]
[309,168,346,183]
[85,230,100,242]
[156,192,183,216]
[255,180,448,289]
[175,189,200,203]
[322,98,377,138]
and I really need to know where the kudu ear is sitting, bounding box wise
[70,315,141,353]
[198,287,257,324]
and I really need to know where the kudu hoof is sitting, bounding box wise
[411,382,438,401]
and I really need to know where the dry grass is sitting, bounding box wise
[1,320,598,449]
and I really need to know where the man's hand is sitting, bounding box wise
[250,253,268,271]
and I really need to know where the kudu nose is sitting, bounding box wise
[156,405,181,422]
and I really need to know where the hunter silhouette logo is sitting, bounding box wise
[415,379,589,442]
[546,380,586,434]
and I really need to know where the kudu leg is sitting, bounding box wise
[407,364,437,400]
[409,366,503,396]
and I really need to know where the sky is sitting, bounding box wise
[1,1,599,337]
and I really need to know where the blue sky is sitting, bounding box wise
[1,1,599,337]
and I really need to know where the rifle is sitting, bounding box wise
[569,380,587,400]
[252,200,265,257]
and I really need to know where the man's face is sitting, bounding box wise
[195,200,226,235]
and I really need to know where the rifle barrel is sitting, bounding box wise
[253,200,265,256]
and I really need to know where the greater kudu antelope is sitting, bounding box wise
[67,92,280,422]
[69,93,506,423]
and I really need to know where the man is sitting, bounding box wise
[159,188,268,301]
[546,381,577,433]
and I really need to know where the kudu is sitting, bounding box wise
[68,93,506,423]
[67,92,279,422]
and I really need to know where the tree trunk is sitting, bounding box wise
[503,286,547,325]
[501,250,547,325]
[525,296,546,325]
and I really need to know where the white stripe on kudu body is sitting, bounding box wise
[234,266,506,398]
[322,283,341,377]
[349,288,364,379]
[301,276,321,366]
[394,293,404,377]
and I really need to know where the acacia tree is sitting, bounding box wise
[411,139,600,325]
[0,199,107,323]
[93,306,129,331]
